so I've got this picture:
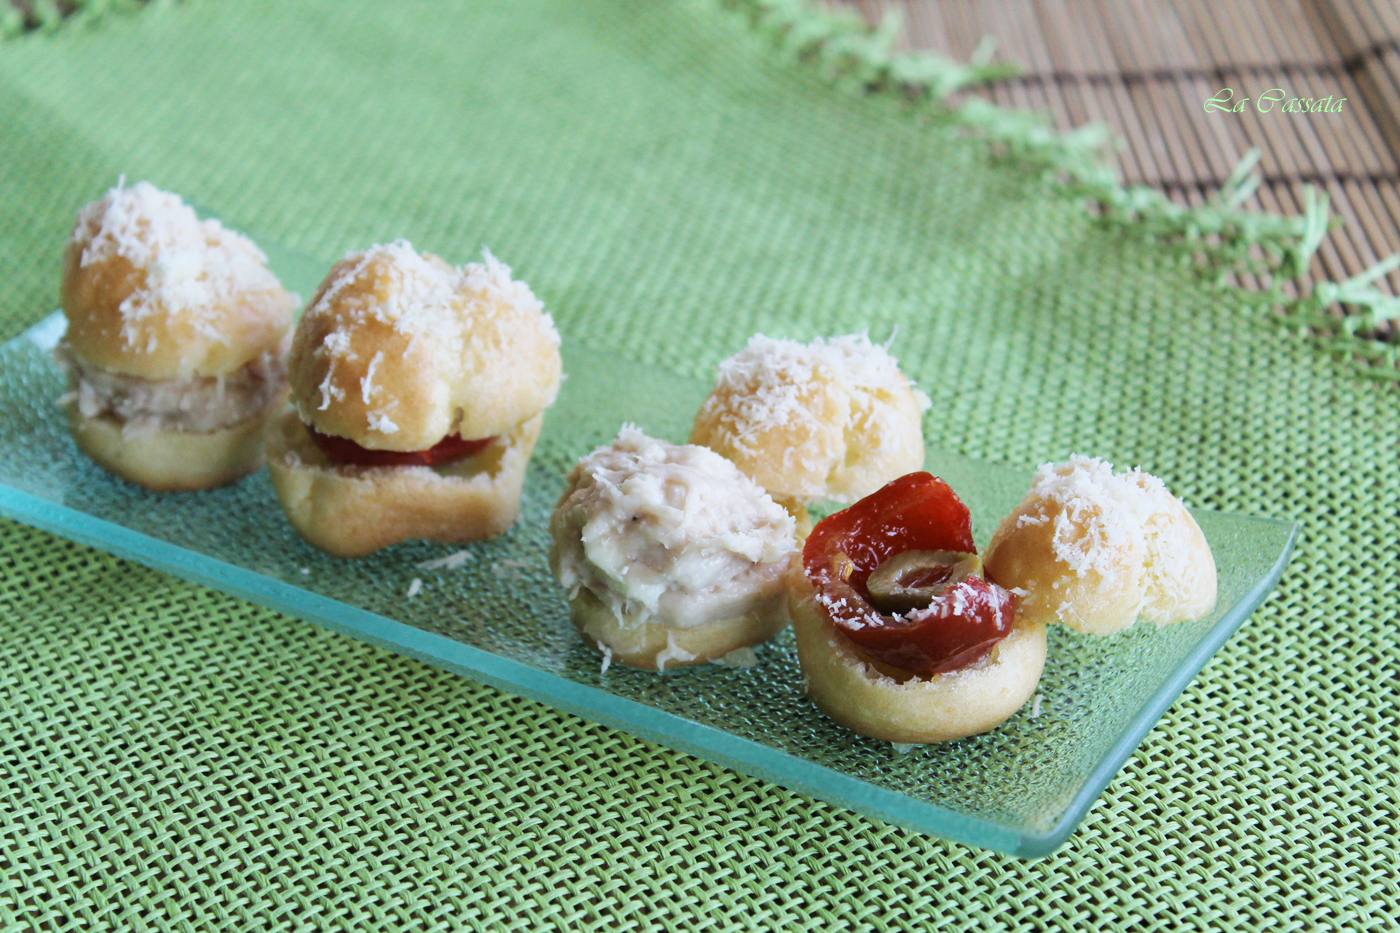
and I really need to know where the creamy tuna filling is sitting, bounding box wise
[550,427,798,630]
[55,341,287,437]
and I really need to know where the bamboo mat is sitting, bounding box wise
[837,0,1400,340]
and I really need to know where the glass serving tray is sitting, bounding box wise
[0,262,1295,858]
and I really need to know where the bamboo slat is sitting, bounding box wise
[836,0,1399,336]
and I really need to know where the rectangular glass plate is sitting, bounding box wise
[0,276,1295,858]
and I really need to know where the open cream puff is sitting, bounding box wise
[266,240,562,557]
[57,180,296,490]
[549,426,798,671]
[789,472,1046,744]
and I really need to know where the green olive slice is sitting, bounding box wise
[864,549,982,614]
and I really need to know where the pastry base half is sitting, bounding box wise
[569,586,789,671]
[69,403,278,492]
[789,572,1047,744]
[265,409,543,557]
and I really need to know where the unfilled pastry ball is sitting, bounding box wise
[288,240,562,451]
[983,456,1217,635]
[690,334,929,505]
[549,425,798,670]
[1125,470,1219,626]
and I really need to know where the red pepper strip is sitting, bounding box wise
[804,472,975,592]
[803,472,1014,677]
[310,428,495,467]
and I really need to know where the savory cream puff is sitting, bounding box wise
[789,472,1046,744]
[690,334,929,526]
[982,455,1218,635]
[266,240,562,557]
[56,180,296,490]
[549,426,798,671]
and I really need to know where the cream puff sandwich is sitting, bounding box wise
[789,472,1047,744]
[549,426,798,671]
[56,180,296,490]
[690,334,929,529]
[266,240,562,557]
[982,455,1217,635]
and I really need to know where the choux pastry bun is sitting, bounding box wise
[57,180,296,490]
[267,240,562,556]
[983,455,1217,635]
[690,334,929,517]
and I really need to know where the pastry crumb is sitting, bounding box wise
[710,647,759,669]
[417,549,474,571]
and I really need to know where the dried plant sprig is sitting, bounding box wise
[8,0,1396,380]
[1,0,148,38]
[727,0,1399,383]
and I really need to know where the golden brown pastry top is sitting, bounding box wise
[288,241,562,451]
[690,334,929,504]
[983,455,1218,635]
[61,181,295,380]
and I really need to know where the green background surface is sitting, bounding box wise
[0,1,1395,929]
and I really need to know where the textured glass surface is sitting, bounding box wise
[0,308,1294,857]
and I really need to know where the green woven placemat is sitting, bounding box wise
[1,1,1396,929]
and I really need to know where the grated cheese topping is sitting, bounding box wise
[693,333,930,501]
[999,454,1216,629]
[654,632,698,672]
[1017,455,1154,578]
[306,240,464,338]
[293,240,561,442]
[815,575,1014,633]
[709,646,759,669]
[702,333,927,449]
[416,549,475,571]
[70,180,286,349]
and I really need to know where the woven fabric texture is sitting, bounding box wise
[0,1,1396,930]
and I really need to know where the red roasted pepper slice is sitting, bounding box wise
[803,472,1015,677]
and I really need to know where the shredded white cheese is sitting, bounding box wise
[70,180,282,351]
[362,351,384,404]
[655,631,698,672]
[416,549,474,571]
[294,240,561,438]
[709,647,759,670]
[367,413,399,435]
[491,559,533,580]
[692,332,929,501]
